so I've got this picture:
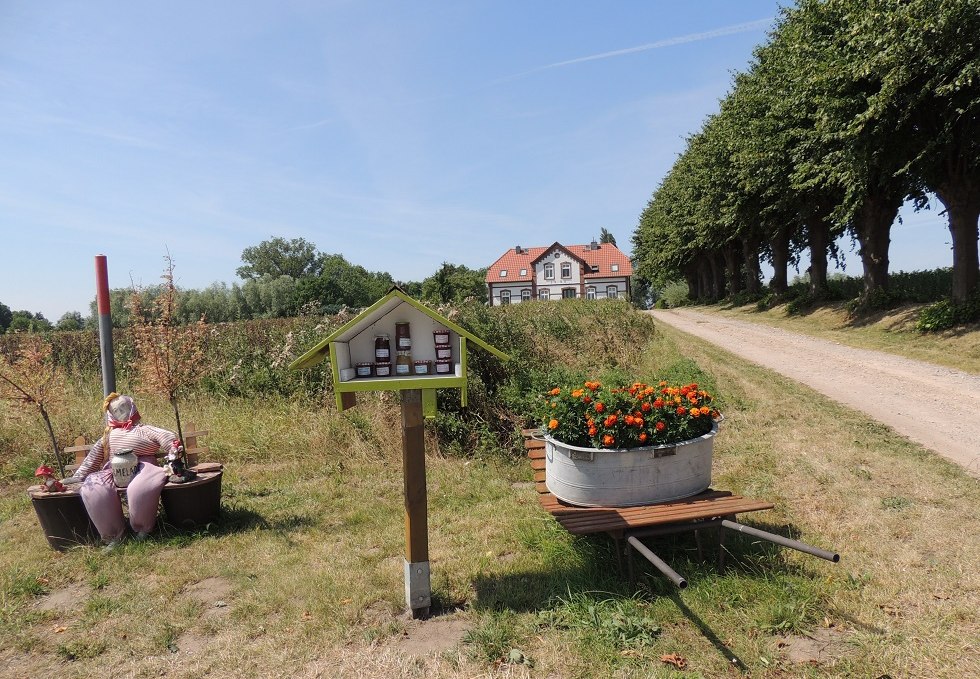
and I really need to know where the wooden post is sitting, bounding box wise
[401,389,430,617]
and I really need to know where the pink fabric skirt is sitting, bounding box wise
[80,456,169,541]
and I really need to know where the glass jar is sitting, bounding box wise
[433,328,450,345]
[395,350,412,375]
[355,362,373,378]
[435,359,452,374]
[413,360,431,375]
[374,361,392,377]
[395,322,412,350]
[374,334,390,361]
[435,344,452,360]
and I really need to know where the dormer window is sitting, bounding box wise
[499,270,507,277]
[590,265,599,273]
[611,264,619,272]
[519,268,527,276]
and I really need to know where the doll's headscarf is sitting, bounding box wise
[100,393,141,453]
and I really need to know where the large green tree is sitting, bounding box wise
[236,237,322,280]
[421,263,488,304]
[0,302,11,333]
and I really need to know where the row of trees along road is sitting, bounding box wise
[632,0,980,306]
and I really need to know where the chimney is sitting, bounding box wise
[590,240,598,251]
[515,245,523,254]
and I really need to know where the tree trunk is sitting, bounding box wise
[854,193,901,300]
[710,253,726,301]
[170,395,186,465]
[684,264,699,301]
[742,237,762,295]
[934,185,980,303]
[40,406,66,478]
[769,225,791,295]
[697,258,711,300]
[806,217,831,296]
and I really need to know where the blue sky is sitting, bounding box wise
[0,1,953,321]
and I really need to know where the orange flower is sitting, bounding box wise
[625,415,635,425]
[549,419,559,429]
[549,388,561,396]
[571,389,584,398]
[653,398,664,408]
[604,414,618,427]
[700,406,711,416]
[676,406,687,416]
[639,432,649,443]
[690,409,700,417]
[595,402,605,413]
[641,402,652,413]
[603,434,615,446]
[635,416,644,427]
[655,421,665,432]
[588,426,597,436]
[583,396,592,405]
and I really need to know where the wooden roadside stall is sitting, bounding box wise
[289,286,508,617]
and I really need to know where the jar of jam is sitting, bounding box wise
[433,328,450,345]
[374,361,392,377]
[374,334,390,361]
[435,359,452,374]
[435,344,452,360]
[355,362,373,378]
[395,322,411,351]
[413,360,431,375]
[395,350,412,375]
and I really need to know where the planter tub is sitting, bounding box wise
[161,468,222,528]
[27,487,97,551]
[544,422,717,507]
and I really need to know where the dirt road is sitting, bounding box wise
[651,308,980,477]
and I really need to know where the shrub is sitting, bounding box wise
[658,281,691,309]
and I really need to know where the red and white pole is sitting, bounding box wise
[95,255,116,397]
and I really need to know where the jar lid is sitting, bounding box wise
[374,361,391,365]
[413,360,429,365]
[356,362,373,366]
[375,333,389,338]
[434,342,451,348]
[435,359,452,364]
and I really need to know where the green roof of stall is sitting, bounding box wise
[289,287,509,371]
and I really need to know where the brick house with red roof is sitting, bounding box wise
[485,241,632,306]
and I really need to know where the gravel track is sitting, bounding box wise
[651,308,980,477]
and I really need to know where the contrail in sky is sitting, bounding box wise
[495,17,774,83]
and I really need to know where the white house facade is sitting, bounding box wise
[485,241,632,306]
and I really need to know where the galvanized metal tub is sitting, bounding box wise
[544,421,717,507]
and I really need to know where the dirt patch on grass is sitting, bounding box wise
[172,577,236,656]
[36,581,88,613]
[778,626,852,665]
[391,615,472,657]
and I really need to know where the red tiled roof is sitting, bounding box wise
[485,243,633,283]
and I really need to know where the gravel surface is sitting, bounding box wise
[651,308,980,477]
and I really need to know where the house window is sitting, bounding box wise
[586,286,596,300]
[544,263,554,279]
[606,285,618,299]
[561,262,571,278]
[499,270,508,277]
[521,289,531,302]
[562,288,576,299]
[519,268,527,276]
[500,290,511,305]
[539,289,550,300]
[611,264,619,272]
[591,265,599,273]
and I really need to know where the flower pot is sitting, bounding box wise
[160,467,222,528]
[27,487,97,551]
[544,421,717,507]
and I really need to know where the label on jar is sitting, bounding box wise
[356,364,372,377]
[414,362,429,374]
[375,348,389,359]
[375,362,391,377]
[435,345,452,359]
[396,363,411,375]
[435,360,451,374]
[397,338,411,350]
[433,330,450,344]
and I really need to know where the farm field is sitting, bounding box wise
[1,302,978,678]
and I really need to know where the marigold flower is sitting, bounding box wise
[635,417,644,427]
[548,419,559,430]
[595,402,605,413]
[700,406,711,416]
[676,406,687,416]
[603,434,615,446]
[639,432,649,443]
[690,409,700,417]
[604,414,618,427]
[653,398,664,408]
[625,415,635,425]
[583,396,592,404]
[550,388,561,396]
[655,421,665,432]
[588,426,597,436]
[641,402,652,413]
[571,389,584,398]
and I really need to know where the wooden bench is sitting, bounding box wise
[66,422,211,473]
[524,430,837,587]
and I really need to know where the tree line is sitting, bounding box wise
[0,237,488,331]
[632,0,980,310]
